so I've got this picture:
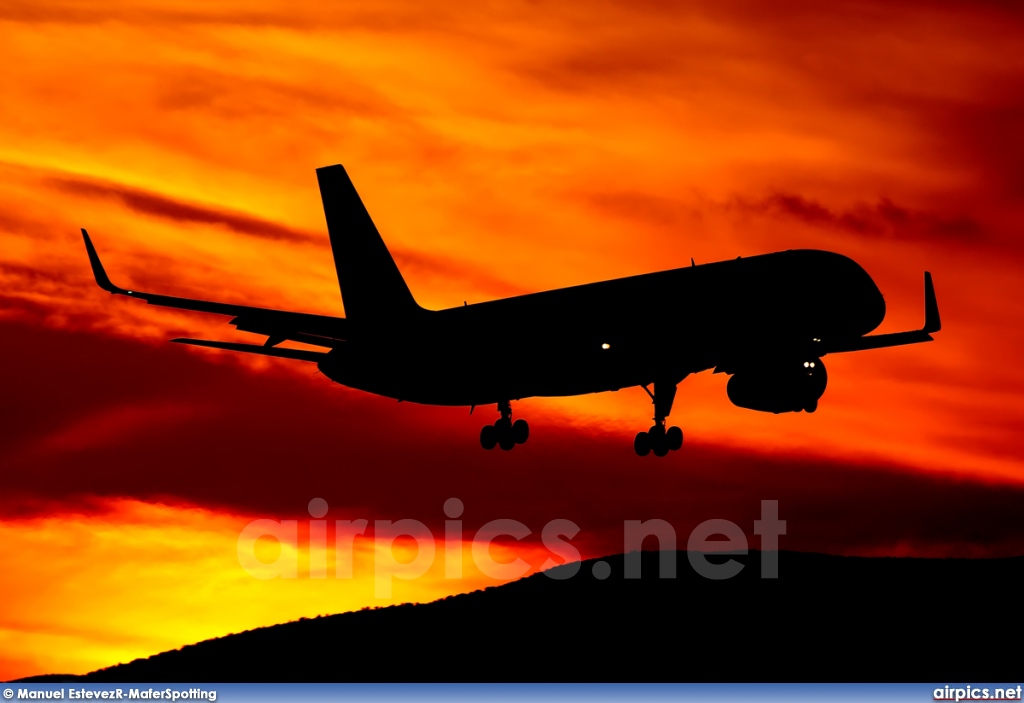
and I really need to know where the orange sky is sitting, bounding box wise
[2,0,1024,682]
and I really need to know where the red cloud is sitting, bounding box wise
[3,309,1023,559]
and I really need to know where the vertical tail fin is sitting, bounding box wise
[316,164,421,321]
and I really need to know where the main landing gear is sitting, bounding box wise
[634,379,685,457]
[480,400,529,451]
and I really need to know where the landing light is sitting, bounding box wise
[804,362,809,368]
[812,337,820,342]
[601,343,611,350]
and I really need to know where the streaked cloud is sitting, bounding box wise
[731,193,982,241]
[50,176,319,244]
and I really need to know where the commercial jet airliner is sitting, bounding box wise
[81,164,941,456]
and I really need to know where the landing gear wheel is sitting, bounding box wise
[804,398,818,413]
[512,418,529,444]
[480,424,497,450]
[634,432,651,457]
[652,434,669,457]
[494,418,515,451]
[666,426,683,451]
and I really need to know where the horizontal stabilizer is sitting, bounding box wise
[170,338,328,362]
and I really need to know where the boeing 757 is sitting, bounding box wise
[81,164,941,456]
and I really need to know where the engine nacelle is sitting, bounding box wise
[727,358,827,414]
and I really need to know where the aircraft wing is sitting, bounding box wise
[822,271,940,354]
[81,228,349,348]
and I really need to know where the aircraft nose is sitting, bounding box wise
[852,259,886,334]
[814,252,886,336]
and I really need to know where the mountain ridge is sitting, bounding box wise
[16,549,1022,683]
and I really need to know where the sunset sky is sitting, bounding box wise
[2,0,1024,681]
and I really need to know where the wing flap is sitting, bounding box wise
[170,338,328,362]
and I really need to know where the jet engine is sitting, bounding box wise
[726,358,827,414]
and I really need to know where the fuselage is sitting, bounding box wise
[319,249,885,406]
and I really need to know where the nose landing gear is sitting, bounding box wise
[480,400,529,451]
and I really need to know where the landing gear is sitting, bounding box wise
[634,379,685,457]
[635,424,683,457]
[480,400,529,451]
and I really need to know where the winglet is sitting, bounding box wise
[81,228,128,295]
[923,271,940,334]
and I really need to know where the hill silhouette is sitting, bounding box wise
[18,550,1022,682]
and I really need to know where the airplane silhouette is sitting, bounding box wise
[81,164,941,456]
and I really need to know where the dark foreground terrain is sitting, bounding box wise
[20,550,1023,682]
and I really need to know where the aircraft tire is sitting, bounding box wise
[666,426,683,451]
[480,425,498,450]
[634,432,651,457]
[804,398,818,413]
[652,435,669,457]
[498,431,516,451]
[512,419,529,444]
